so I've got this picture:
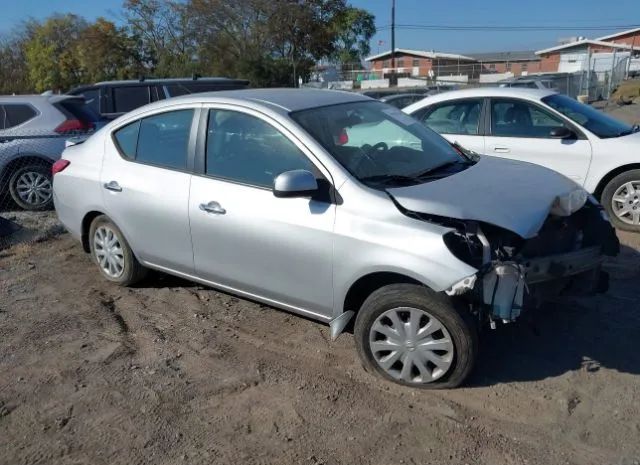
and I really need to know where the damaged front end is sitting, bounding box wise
[421,196,618,327]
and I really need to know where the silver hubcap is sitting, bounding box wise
[93,226,125,278]
[612,181,640,225]
[16,171,52,206]
[369,307,454,384]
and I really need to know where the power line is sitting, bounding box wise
[375,23,640,32]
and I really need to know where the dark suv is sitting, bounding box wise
[68,77,250,120]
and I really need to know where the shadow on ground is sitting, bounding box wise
[470,244,640,387]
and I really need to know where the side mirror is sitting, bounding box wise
[273,169,318,198]
[549,127,576,139]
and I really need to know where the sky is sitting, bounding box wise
[1,0,639,54]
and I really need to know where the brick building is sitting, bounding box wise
[465,51,541,76]
[365,48,476,78]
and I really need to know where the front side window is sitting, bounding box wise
[113,86,151,113]
[421,99,482,135]
[112,110,194,170]
[292,101,466,187]
[490,99,565,138]
[3,104,37,128]
[206,110,315,188]
[542,93,636,138]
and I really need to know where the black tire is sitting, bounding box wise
[354,284,477,389]
[601,169,640,232]
[8,164,53,211]
[88,215,147,286]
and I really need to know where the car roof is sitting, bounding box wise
[129,88,373,115]
[404,87,557,111]
[0,94,81,104]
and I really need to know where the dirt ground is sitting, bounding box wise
[1,101,640,465]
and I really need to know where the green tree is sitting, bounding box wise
[24,14,87,92]
[331,7,375,67]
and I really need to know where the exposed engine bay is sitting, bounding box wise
[408,197,620,327]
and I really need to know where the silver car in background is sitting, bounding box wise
[53,89,618,388]
[0,94,96,210]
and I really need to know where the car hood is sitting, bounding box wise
[387,156,584,238]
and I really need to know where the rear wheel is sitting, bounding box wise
[89,215,147,286]
[8,164,53,211]
[601,169,640,232]
[354,284,477,389]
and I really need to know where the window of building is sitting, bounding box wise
[489,63,496,70]
[206,110,315,188]
[412,58,420,67]
[506,63,512,71]
[522,63,528,71]
[383,60,390,68]
[397,59,404,67]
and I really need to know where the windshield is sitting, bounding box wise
[291,101,466,187]
[542,94,635,138]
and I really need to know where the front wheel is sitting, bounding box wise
[88,215,147,286]
[354,284,477,389]
[601,169,640,232]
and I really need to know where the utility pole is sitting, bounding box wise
[390,0,396,86]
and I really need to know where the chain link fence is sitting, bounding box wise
[0,156,62,251]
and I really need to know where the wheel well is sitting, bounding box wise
[81,211,104,253]
[594,164,640,200]
[0,155,53,189]
[343,272,422,314]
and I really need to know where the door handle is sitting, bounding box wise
[103,181,123,192]
[493,146,511,153]
[199,201,226,215]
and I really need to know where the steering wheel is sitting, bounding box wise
[353,142,388,174]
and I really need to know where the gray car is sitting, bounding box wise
[0,94,96,210]
[52,89,618,388]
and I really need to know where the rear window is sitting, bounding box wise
[2,104,37,129]
[56,99,101,123]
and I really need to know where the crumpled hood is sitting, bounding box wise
[387,156,584,238]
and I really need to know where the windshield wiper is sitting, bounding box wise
[360,174,419,186]
[411,160,469,179]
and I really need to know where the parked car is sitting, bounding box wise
[379,93,430,109]
[498,78,559,91]
[53,89,618,388]
[0,94,97,210]
[68,77,250,121]
[404,87,640,231]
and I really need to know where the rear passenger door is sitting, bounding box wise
[412,98,485,155]
[101,106,199,274]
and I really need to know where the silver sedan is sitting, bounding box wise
[53,89,618,388]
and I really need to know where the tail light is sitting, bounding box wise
[52,159,70,175]
[54,119,95,134]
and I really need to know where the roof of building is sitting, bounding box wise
[466,50,539,62]
[365,48,476,62]
[535,39,633,55]
[596,27,640,42]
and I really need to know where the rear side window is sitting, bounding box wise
[113,86,151,113]
[113,120,140,158]
[112,110,194,170]
[3,104,37,129]
[421,99,483,135]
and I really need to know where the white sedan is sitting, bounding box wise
[404,88,640,231]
